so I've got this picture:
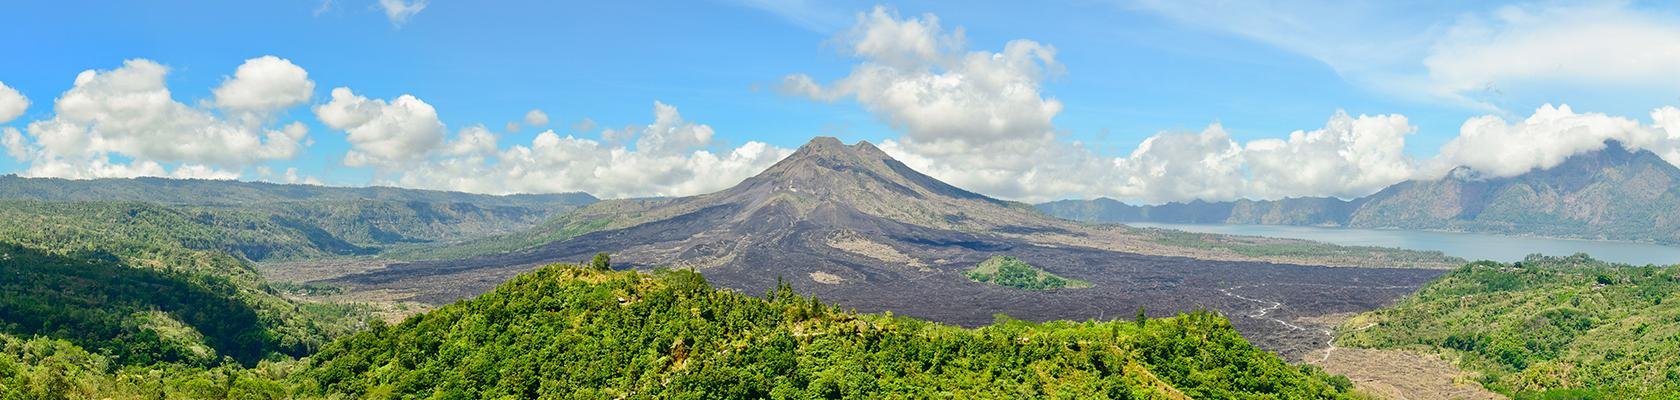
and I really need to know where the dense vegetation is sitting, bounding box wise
[966,255,1090,290]
[0,236,372,368]
[297,264,1356,398]
[0,332,303,400]
[1337,254,1680,398]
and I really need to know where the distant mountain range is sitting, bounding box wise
[1039,140,1680,245]
[0,175,598,260]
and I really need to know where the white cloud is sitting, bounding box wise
[0,81,27,124]
[1427,104,1680,179]
[392,102,794,198]
[6,58,310,179]
[1131,1,1680,111]
[781,6,1077,200]
[524,109,549,127]
[442,125,498,157]
[504,121,522,134]
[212,56,315,120]
[1424,3,1680,107]
[1242,112,1416,199]
[283,167,324,185]
[785,6,1062,149]
[314,87,446,168]
[1,128,25,160]
[378,0,427,27]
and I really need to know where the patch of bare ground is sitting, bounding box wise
[1305,314,1504,400]
[825,229,929,270]
[808,271,845,284]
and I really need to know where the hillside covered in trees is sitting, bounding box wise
[297,263,1357,398]
[2,261,1364,398]
[1335,254,1680,398]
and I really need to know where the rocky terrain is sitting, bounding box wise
[329,137,1454,357]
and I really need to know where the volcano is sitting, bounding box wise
[335,137,1454,358]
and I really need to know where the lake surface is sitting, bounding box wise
[1127,222,1680,266]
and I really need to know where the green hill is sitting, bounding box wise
[0,200,385,368]
[297,264,1357,398]
[1334,254,1680,398]
[0,237,370,369]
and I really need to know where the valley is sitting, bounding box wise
[312,137,1454,359]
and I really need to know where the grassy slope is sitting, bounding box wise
[1336,254,1680,398]
[297,264,1357,399]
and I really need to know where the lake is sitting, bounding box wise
[1127,222,1680,266]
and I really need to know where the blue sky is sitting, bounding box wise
[2,1,1679,202]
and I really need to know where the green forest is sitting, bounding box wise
[1336,254,1680,398]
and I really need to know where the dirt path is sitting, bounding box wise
[1315,321,1376,364]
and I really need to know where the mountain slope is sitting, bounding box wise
[300,263,1359,398]
[0,176,599,261]
[1039,140,1680,244]
[1334,255,1680,397]
[337,137,1455,357]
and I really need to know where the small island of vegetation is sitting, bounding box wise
[966,255,1091,290]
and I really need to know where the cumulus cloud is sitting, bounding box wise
[442,125,498,157]
[2,128,26,160]
[391,102,793,198]
[785,6,1062,149]
[212,56,315,120]
[314,87,446,168]
[781,6,1075,200]
[1242,112,1416,199]
[524,109,549,127]
[1427,104,1680,179]
[378,0,427,26]
[0,81,27,124]
[5,58,310,179]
